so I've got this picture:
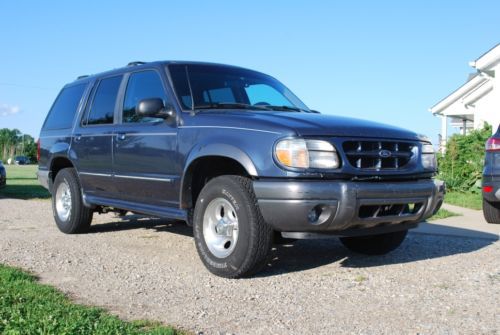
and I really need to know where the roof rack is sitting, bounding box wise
[127,61,146,67]
[76,75,89,80]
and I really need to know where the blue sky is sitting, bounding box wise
[0,1,498,144]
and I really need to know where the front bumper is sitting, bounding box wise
[253,178,445,236]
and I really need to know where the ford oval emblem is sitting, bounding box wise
[379,149,392,158]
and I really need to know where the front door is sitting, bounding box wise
[112,69,180,207]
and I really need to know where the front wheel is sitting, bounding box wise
[193,176,273,278]
[339,230,408,255]
[52,168,93,234]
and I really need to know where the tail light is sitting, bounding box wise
[485,137,500,152]
[483,185,493,193]
[37,139,41,162]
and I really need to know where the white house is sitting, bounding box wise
[430,44,500,152]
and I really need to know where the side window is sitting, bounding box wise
[86,76,122,126]
[123,71,168,123]
[245,84,292,107]
[43,84,87,130]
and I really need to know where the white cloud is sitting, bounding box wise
[0,104,21,117]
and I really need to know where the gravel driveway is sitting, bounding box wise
[1,198,499,334]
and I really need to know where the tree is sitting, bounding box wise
[0,128,37,163]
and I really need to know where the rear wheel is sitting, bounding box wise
[483,199,500,224]
[52,168,93,234]
[339,230,408,255]
[193,175,273,278]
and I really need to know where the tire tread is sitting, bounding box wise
[53,168,93,234]
[193,175,272,278]
[483,199,500,224]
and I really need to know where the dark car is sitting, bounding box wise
[14,155,30,165]
[37,61,444,278]
[0,160,5,188]
[482,125,500,223]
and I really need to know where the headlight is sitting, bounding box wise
[421,143,437,169]
[275,138,340,169]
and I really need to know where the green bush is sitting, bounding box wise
[437,124,491,192]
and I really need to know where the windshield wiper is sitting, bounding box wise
[264,105,310,113]
[193,102,270,111]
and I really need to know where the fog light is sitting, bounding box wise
[308,206,322,223]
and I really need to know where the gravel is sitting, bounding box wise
[0,198,499,334]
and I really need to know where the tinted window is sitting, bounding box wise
[203,87,236,104]
[87,76,122,125]
[43,84,86,130]
[169,65,193,109]
[123,71,167,123]
[168,64,309,111]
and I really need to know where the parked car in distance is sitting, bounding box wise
[0,160,6,188]
[482,125,500,223]
[38,61,444,278]
[14,155,30,165]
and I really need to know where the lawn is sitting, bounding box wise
[444,191,482,210]
[0,164,50,199]
[0,264,183,334]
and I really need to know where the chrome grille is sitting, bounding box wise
[342,140,415,170]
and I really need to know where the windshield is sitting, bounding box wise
[168,64,309,111]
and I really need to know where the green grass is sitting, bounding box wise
[0,165,50,199]
[444,191,482,210]
[428,208,461,221]
[0,264,183,335]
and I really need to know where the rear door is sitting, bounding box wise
[112,69,180,207]
[72,75,123,198]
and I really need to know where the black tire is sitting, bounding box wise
[193,175,273,278]
[339,230,408,255]
[52,168,93,234]
[483,199,500,224]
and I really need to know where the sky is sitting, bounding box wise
[0,0,499,145]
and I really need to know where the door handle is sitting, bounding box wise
[116,133,126,141]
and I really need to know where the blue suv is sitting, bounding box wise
[38,61,444,278]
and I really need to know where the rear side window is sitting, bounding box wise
[43,84,87,130]
[86,75,122,125]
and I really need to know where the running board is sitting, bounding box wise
[83,194,187,221]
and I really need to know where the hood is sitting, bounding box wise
[192,110,427,142]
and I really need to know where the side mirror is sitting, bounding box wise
[136,98,175,119]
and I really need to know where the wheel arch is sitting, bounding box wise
[180,147,256,211]
[49,156,75,186]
